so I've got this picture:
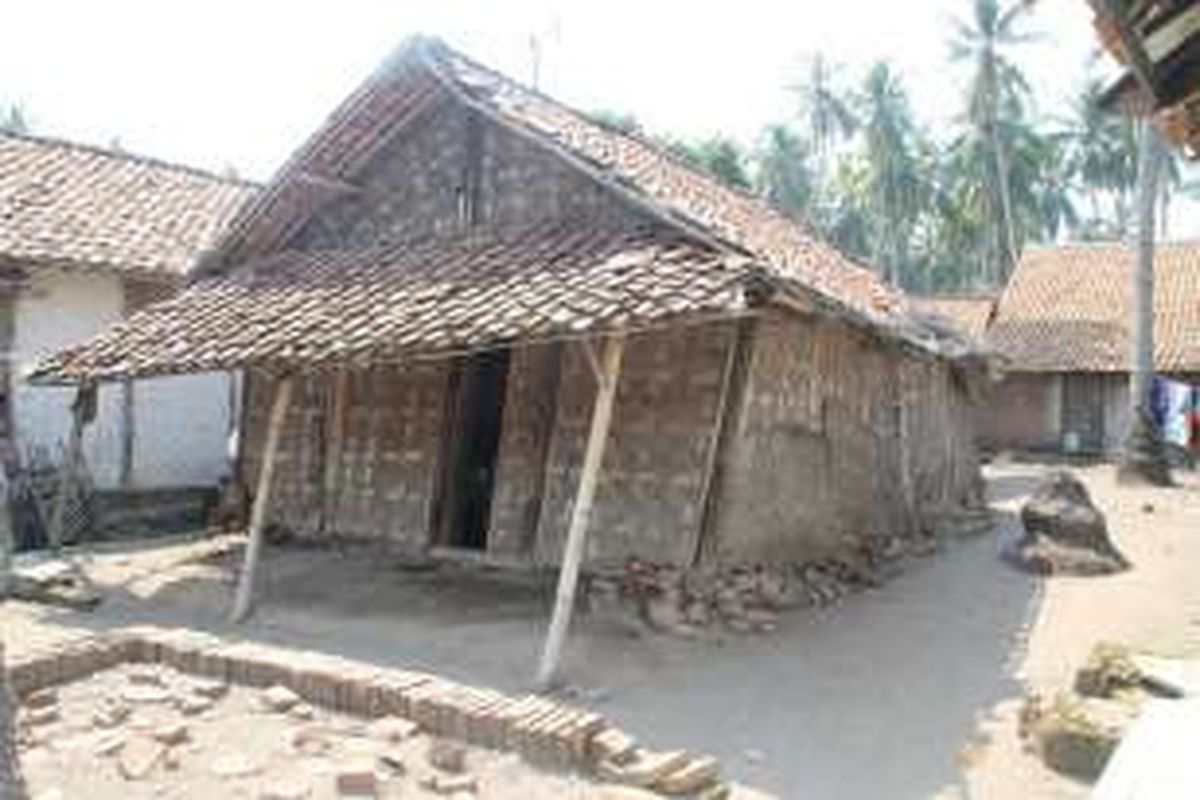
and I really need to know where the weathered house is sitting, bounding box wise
[32,40,981,667]
[984,243,1200,453]
[0,132,254,496]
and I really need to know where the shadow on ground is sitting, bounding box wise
[13,491,1045,800]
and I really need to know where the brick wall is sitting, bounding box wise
[533,322,733,566]
[978,373,1062,452]
[709,310,981,564]
[292,98,652,250]
[242,362,448,552]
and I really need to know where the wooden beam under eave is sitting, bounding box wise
[230,374,294,623]
[535,332,626,690]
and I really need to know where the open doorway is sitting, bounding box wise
[440,349,510,550]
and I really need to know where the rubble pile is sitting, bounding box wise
[587,509,993,637]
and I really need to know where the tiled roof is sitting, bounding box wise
[0,132,256,277]
[30,227,756,384]
[216,37,902,325]
[907,295,996,342]
[988,243,1200,373]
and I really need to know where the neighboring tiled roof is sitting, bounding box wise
[216,37,902,325]
[907,295,996,342]
[988,243,1200,372]
[30,226,756,383]
[0,132,256,277]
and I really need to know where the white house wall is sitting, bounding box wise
[12,268,231,490]
[131,372,233,488]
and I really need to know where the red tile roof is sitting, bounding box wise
[988,243,1200,372]
[30,227,755,383]
[0,132,255,278]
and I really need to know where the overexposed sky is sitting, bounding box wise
[2,0,1104,180]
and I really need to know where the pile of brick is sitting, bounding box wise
[7,626,729,798]
[585,515,992,637]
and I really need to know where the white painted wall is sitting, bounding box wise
[131,372,233,488]
[12,268,232,490]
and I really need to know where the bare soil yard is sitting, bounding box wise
[4,462,1198,799]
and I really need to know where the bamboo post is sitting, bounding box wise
[230,374,294,623]
[536,333,625,690]
[47,385,91,553]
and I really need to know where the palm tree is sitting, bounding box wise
[755,124,815,218]
[1118,122,1172,485]
[948,0,1035,282]
[856,62,924,285]
[792,54,858,185]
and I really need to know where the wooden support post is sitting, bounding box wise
[119,378,135,490]
[230,374,294,623]
[536,333,625,690]
[47,384,92,553]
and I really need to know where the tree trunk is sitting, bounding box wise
[1118,124,1171,486]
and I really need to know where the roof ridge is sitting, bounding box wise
[0,129,260,189]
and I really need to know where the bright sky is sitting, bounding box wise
[3,0,1195,232]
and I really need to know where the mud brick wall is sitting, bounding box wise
[710,311,906,563]
[901,358,982,516]
[486,343,563,559]
[709,310,981,563]
[293,98,652,251]
[534,322,734,566]
[242,362,448,550]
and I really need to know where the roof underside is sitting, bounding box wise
[0,132,255,277]
[988,244,1200,372]
[29,227,758,384]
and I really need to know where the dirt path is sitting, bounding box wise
[4,463,1198,799]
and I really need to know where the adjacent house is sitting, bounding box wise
[30,38,982,578]
[984,243,1200,453]
[0,132,255,496]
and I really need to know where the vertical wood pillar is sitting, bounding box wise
[47,384,93,552]
[230,374,294,623]
[536,333,625,690]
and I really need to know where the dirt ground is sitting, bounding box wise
[4,462,1199,799]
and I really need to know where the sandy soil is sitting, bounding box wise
[4,462,1198,799]
[17,662,607,800]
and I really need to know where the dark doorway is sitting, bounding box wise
[442,350,510,550]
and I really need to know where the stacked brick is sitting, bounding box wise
[6,627,727,796]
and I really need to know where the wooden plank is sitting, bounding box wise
[230,374,294,622]
[535,333,625,690]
